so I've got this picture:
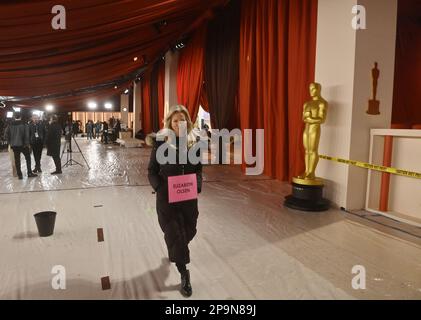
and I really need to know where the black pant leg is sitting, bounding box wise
[32,143,42,169]
[53,155,62,172]
[12,147,23,176]
[31,144,37,168]
[22,147,32,174]
[36,144,43,168]
[181,200,199,243]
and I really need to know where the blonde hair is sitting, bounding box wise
[146,105,197,147]
[164,105,193,132]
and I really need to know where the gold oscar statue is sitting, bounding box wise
[284,82,330,211]
[293,82,328,186]
[367,62,380,115]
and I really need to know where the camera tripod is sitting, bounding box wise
[61,134,91,169]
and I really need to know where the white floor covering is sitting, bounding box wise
[0,138,420,300]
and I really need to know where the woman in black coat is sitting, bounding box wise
[148,105,202,298]
[46,115,62,174]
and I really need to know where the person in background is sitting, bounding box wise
[72,121,79,137]
[86,120,93,140]
[3,122,17,177]
[102,121,109,144]
[29,114,47,173]
[114,119,121,142]
[95,120,101,139]
[109,116,115,129]
[5,112,37,179]
[46,115,62,175]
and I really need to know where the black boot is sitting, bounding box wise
[180,270,192,297]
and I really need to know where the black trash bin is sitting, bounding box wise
[34,211,57,237]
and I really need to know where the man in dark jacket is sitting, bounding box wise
[113,119,121,142]
[102,121,109,144]
[86,120,93,140]
[5,113,37,179]
[29,114,47,173]
[46,115,62,174]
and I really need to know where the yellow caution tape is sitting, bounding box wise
[319,155,421,180]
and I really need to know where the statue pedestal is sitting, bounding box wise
[367,99,380,115]
[284,179,330,212]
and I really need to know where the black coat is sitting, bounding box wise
[5,120,29,147]
[148,137,203,265]
[46,122,62,157]
[29,121,47,145]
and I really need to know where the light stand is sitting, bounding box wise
[61,134,91,169]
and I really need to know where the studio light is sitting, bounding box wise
[175,42,185,50]
[104,102,113,109]
[13,107,21,112]
[45,104,54,112]
[114,85,118,89]
[88,102,97,109]
[32,110,43,117]
[124,89,129,94]
[133,57,138,62]
[6,111,13,118]
[123,108,128,112]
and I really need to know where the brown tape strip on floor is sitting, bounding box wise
[101,276,111,290]
[97,228,104,242]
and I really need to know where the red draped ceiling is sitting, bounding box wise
[239,0,318,181]
[0,0,226,110]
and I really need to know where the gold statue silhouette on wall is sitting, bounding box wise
[367,62,380,115]
[293,82,328,186]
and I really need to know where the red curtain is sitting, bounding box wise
[141,73,152,134]
[158,62,166,129]
[392,0,421,126]
[239,0,318,181]
[287,0,318,180]
[177,25,207,123]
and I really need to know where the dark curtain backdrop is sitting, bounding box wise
[129,87,134,112]
[150,62,161,133]
[177,25,207,123]
[157,61,165,129]
[141,72,152,134]
[204,0,241,131]
[392,0,421,126]
[150,59,166,131]
[239,0,318,181]
[199,88,209,113]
